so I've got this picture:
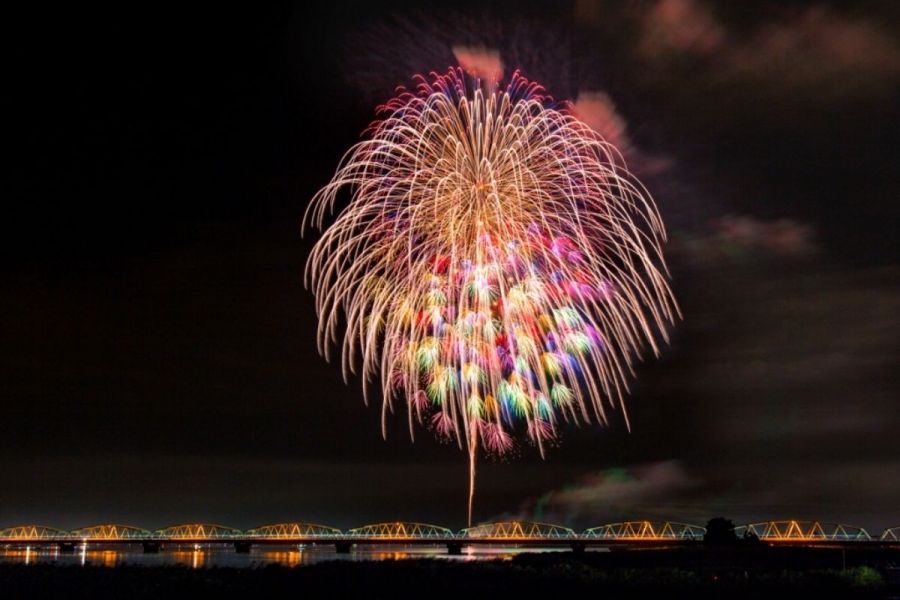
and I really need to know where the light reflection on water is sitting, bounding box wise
[0,545,572,568]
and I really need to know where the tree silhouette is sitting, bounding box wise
[704,517,738,545]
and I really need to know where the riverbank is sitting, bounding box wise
[1,548,897,599]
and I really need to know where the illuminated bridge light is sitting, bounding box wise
[153,524,243,540]
[70,525,152,541]
[461,521,575,540]
[245,523,342,538]
[582,521,706,540]
[734,520,872,541]
[347,522,455,539]
[880,527,900,541]
[0,525,72,541]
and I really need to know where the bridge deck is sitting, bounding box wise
[3,537,899,548]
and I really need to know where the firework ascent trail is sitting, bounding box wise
[303,68,678,526]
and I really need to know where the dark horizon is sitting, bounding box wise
[3,1,898,533]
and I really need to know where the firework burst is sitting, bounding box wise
[303,68,677,525]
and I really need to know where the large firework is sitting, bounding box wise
[304,69,677,525]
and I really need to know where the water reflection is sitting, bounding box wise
[169,550,207,569]
[5,547,34,565]
[0,544,570,568]
[264,550,302,567]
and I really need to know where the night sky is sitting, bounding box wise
[3,1,899,533]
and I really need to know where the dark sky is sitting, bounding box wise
[3,1,899,533]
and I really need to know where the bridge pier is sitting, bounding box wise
[142,542,161,554]
[334,541,352,554]
[570,541,586,554]
[446,541,464,555]
[233,541,252,554]
[57,542,77,553]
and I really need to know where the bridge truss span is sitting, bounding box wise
[462,521,575,540]
[347,522,455,539]
[70,524,152,541]
[583,521,706,540]
[0,525,72,542]
[735,520,872,541]
[245,523,342,539]
[152,524,243,540]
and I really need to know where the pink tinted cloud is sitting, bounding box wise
[452,46,503,84]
